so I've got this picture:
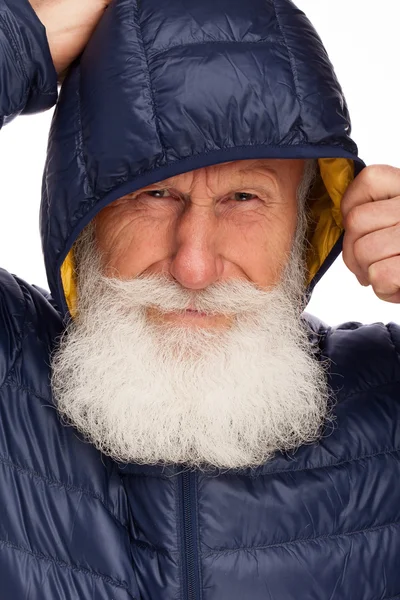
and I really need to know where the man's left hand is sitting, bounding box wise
[341,164,400,303]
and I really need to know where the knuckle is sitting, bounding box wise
[358,164,385,186]
[357,164,400,195]
[344,204,365,232]
[368,261,394,292]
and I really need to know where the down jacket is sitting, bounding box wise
[0,0,400,599]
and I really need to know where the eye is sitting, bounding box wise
[146,189,170,198]
[233,192,259,202]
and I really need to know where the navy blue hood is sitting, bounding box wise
[40,0,365,318]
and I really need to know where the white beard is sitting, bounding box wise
[51,243,330,471]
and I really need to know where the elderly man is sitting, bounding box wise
[1,0,400,598]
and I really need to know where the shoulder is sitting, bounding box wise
[0,268,63,390]
[0,276,132,588]
[0,269,124,508]
[305,312,400,398]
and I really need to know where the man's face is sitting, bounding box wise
[52,157,329,470]
[94,159,305,329]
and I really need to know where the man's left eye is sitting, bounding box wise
[233,192,258,202]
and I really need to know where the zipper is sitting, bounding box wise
[180,470,201,600]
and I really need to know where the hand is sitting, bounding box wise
[342,165,400,303]
[29,0,112,75]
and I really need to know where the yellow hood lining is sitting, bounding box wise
[307,157,354,280]
[61,157,355,318]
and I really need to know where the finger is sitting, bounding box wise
[342,197,400,281]
[341,165,400,222]
[368,255,400,303]
[342,230,370,286]
[351,225,400,286]
[343,196,400,239]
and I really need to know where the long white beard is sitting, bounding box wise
[51,235,330,470]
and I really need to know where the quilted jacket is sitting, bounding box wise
[1,0,400,599]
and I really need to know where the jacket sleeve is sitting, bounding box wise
[0,0,58,129]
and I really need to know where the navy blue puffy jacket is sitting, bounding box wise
[1,1,400,599]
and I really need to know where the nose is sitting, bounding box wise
[169,204,224,290]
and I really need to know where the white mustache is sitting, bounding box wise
[99,274,284,316]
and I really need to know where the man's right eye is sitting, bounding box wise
[146,189,169,198]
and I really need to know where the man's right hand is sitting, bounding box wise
[28,0,112,76]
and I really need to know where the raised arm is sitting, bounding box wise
[0,0,110,128]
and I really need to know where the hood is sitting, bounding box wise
[40,0,365,319]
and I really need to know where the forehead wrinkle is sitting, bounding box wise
[200,163,277,196]
[138,161,278,198]
[205,162,279,194]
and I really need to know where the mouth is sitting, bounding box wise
[146,306,232,329]
[184,309,208,317]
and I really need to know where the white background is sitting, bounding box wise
[0,0,398,325]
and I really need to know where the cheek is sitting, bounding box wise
[229,211,297,287]
[95,208,174,278]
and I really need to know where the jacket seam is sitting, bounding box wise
[2,86,53,127]
[194,472,204,600]
[176,471,186,599]
[0,445,127,529]
[149,39,287,60]
[0,15,29,86]
[0,285,27,389]
[3,378,55,404]
[55,65,97,247]
[386,323,400,361]
[77,68,95,199]
[338,376,400,403]
[271,0,303,114]
[202,519,400,557]
[118,470,177,555]
[0,537,136,597]
[129,537,179,556]
[25,89,56,96]
[0,16,56,99]
[119,471,172,480]
[241,446,400,478]
[133,3,165,155]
